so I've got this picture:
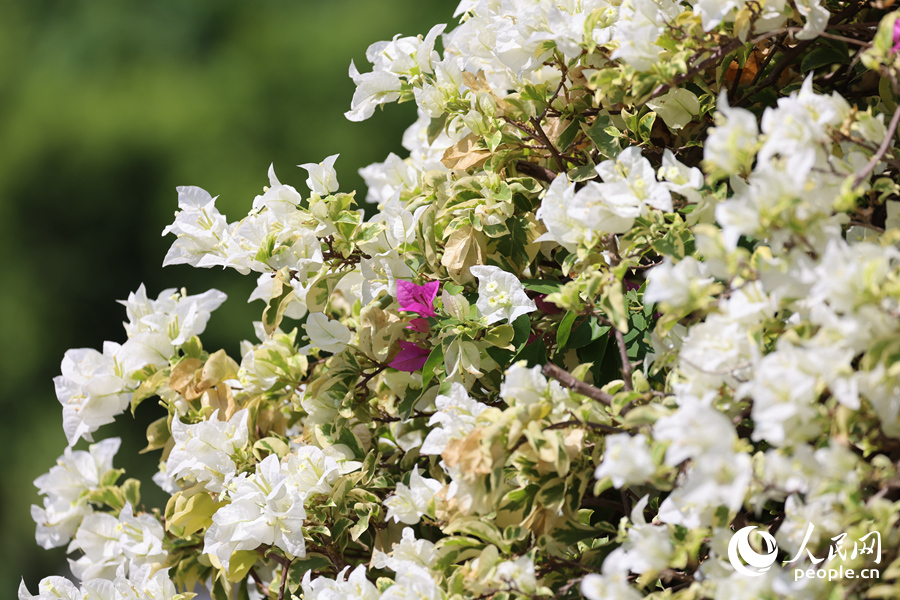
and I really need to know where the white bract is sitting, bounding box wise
[204,453,308,571]
[470,265,536,324]
[31,438,121,549]
[299,154,340,196]
[165,408,250,494]
[383,465,442,525]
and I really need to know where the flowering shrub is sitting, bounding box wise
[20,1,900,599]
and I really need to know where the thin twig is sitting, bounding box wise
[544,419,626,434]
[852,102,900,189]
[542,363,614,405]
[612,328,633,391]
[249,567,270,597]
[279,558,292,600]
[516,159,559,182]
[530,116,567,171]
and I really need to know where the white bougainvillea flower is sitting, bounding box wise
[166,408,249,494]
[55,337,170,447]
[535,173,593,252]
[161,185,233,271]
[116,503,166,566]
[298,154,340,196]
[18,576,85,600]
[284,444,342,500]
[67,512,125,581]
[379,565,443,600]
[646,88,701,130]
[644,256,715,310]
[470,265,536,324]
[111,563,181,600]
[383,465,442,525]
[31,438,121,549]
[304,312,352,354]
[703,91,760,177]
[581,571,642,600]
[345,62,403,122]
[119,284,226,347]
[252,163,305,214]
[204,454,307,571]
[594,433,657,488]
[420,382,488,455]
[301,564,379,600]
[372,527,437,572]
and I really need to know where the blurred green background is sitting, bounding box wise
[0,0,454,592]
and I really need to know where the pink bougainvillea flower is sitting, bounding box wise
[397,280,440,318]
[389,341,431,372]
[406,318,430,332]
[894,18,900,52]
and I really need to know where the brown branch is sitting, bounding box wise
[249,567,270,597]
[516,159,559,183]
[530,116,567,172]
[852,101,900,189]
[279,558,292,600]
[544,419,626,434]
[542,363,614,405]
[613,327,633,391]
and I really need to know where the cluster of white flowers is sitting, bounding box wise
[31,439,121,549]
[20,563,182,600]
[68,502,166,581]
[55,285,226,446]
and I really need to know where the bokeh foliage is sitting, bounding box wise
[0,0,453,591]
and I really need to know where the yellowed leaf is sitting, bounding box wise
[441,133,491,171]
[440,226,487,284]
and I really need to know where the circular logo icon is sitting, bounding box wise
[728,526,778,577]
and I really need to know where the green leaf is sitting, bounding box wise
[578,334,610,381]
[484,324,515,349]
[226,550,258,582]
[288,554,334,592]
[800,46,848,73]
[443,518,508,551]
[637,111,656,143]
[305,270,349,313]
[130,368,168,415]
[398,386,422,421]
[566,317,610,350]
[180,335,204,359]
[567,162,598,183]
[141,416,171,454]
[83,487,125,511]
[253,437,290,460]
[443,282,464,296]
[557,119,582,151]
[263,273,295,336]
[513,337,546,368]
[427,113,449,144]
[599,281,628,332]
[211,578,230,600]
[421,344,445,390]
[512,314,533,351]
[520,279,563,294]
[496,215,533,271]
[583,114,620,159]
[166,492,222,536]
[121,478,141,508]
[556,311,577,349]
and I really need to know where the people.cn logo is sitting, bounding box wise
[728,526,779,577]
